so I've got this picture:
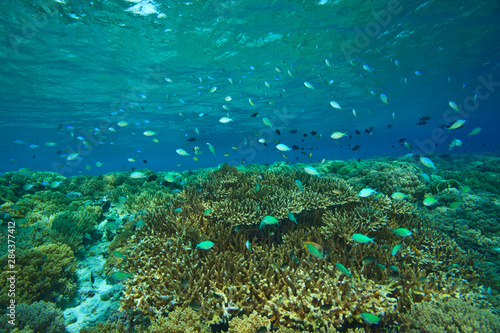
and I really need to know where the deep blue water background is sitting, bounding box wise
[0,0,499,176]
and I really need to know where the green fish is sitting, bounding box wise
[335,263,352,278]
[391,244,403,256]
[203,209,213,217]
[423,196,438,206]
[135,220,146,229]
[360,312,380,325]
[448,201,463,208]
[288,212,297,224]
[111,272,133,281]
[377,264,386,270]
[113,251,126,259]
[245,240,251,251]
[461,186,471,193]
[295,180,304,192]
[259,215,279,229]
[196,241,214,250]
[391,192,410,200]
[389,265,399,272]
[374,192,384,200]
[392,228,413,237]
[351,233,376,244]
[255,182,260,192]
[304,242,325,260]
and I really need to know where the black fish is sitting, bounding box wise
[310,131,317,135]
[292,145,300,151]
[90,270,95,285]
[303,134,308,137]
[352,145,361,151]
[250,113,259,118]
[57,124,63,131]
[387,124,392,129]
[147,174,157,182]
[355,130,361,135]
[187,137,196,142]
[398,138,406,143]
[275,129,281,135]
[290,130,298,134]
[416,121,427,125]
[365,129,371,134]
[420,116,431,121]
[143,159,148,163]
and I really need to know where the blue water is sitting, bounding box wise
[0,0,499,175]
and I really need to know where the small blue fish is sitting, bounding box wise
[245,240,251,251]
[392,228,413,237]
[173,208,183,212]
[196,241,214,250]
[351,233,376,244]
[392,244,403,256]
[288,212,297,224]
[295,180,304,192]
[304,166,320,177]
[259,215,279,229]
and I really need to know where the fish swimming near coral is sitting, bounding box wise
[335,263,352,277]
[259,215,279,229]
[351,233,376,244]
[196,241,214,250]
[304,242,325,260]
[392,228,413,237]
[360,312,380,324]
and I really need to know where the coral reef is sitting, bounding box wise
[0,301,66,333]
[148,307,211,333]
[0,244,76,306]
[116,162,489,330]
[402,298,500,332]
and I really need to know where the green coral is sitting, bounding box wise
[0,244,76,306]
[402,298,500,332]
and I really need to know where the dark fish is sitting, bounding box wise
[195,184,202,192]
[102,201,111,213]
[290,130,298,134]
[398,138,406,143]
[57,150,62,154]
[250,113,259,117]
[416,121,427,125]
[188,301,201,311]
[143,159,148,163]
[364,129,371,134]
[303,134,308,137]
[57,124,62,131]
[275,129,281,135]
[147,174,157,182]
[387,124,392,129]
[355,130,361,135]
[420,116,431,121]
[90,270,95,285]
[369,126,374,130]
[292,145,300,150]
[187,137,196,142]
[352,145,361,151]
[310,131,317,135]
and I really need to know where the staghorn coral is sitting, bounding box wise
[402,298,500,332]
[110,162,488,330]
[0,244,76,306]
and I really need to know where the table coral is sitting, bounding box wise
[111,163,489,330]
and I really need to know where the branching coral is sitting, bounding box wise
[402,298,500,332]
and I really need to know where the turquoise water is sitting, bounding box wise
[0,0,499,174]
[1,1,500,332]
